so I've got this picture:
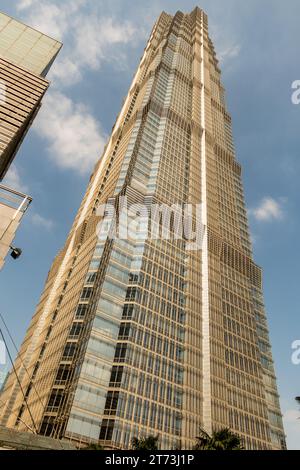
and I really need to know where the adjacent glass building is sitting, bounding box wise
[0,8,286,450]
[0,11,61,269]
[0,11,62,179]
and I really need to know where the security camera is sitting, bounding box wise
[10,247,22,260]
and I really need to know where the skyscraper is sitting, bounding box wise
[0,8,286,450]
[0,11,61,269]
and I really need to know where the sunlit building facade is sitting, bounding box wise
[0,184,31,270]
[0,11,62,179]
[0,8,286,450]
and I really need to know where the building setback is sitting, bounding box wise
[0,8,286,450]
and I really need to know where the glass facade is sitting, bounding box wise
[0,12,62,179]
[0,7,286,450]
[0,12,61,77]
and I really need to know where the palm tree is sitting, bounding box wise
[193,427,243,450]
[131,435,159,450]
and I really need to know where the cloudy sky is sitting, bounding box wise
[0,0,299,449]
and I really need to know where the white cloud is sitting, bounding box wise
[17,0,38,10]
[49,58,82,87]
[49,15,140,86]
[218,44,241,64]
[31,213,55,230]
[34,91,107,174]
[210,21,241,66]
[75,16,137,69]
[17,0,85,39]
[249,197,285,222]
[249,231,258,245]
[16,0,142,86]
[2,165,29,194]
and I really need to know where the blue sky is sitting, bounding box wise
[0,0,299,449]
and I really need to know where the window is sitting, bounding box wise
[176,347,184,361]
[85,272,97,284]
[69,323,82,338]
[31,362,39,380]
[114,344,127,362]
[75,304,87,319]
[122,304,134,319]
[40,417,55,437]
[141,401,149,425]
[125,287,137,301]
[24,384,32,399]
[39,343,46,359]
[174,390,183,408]
[45,326,52,341]
[104,392,119,415]
[55,365,71,384]
[63,342,76,359]
[81,287,93,300]
[47,390,63,410]
[129,273,139,283]
[119,323,130,339]
[109,366,123,386]
[99,419,114,440]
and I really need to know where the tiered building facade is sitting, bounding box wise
[0,8,285,450]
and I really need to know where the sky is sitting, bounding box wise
[0,0,299,449]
